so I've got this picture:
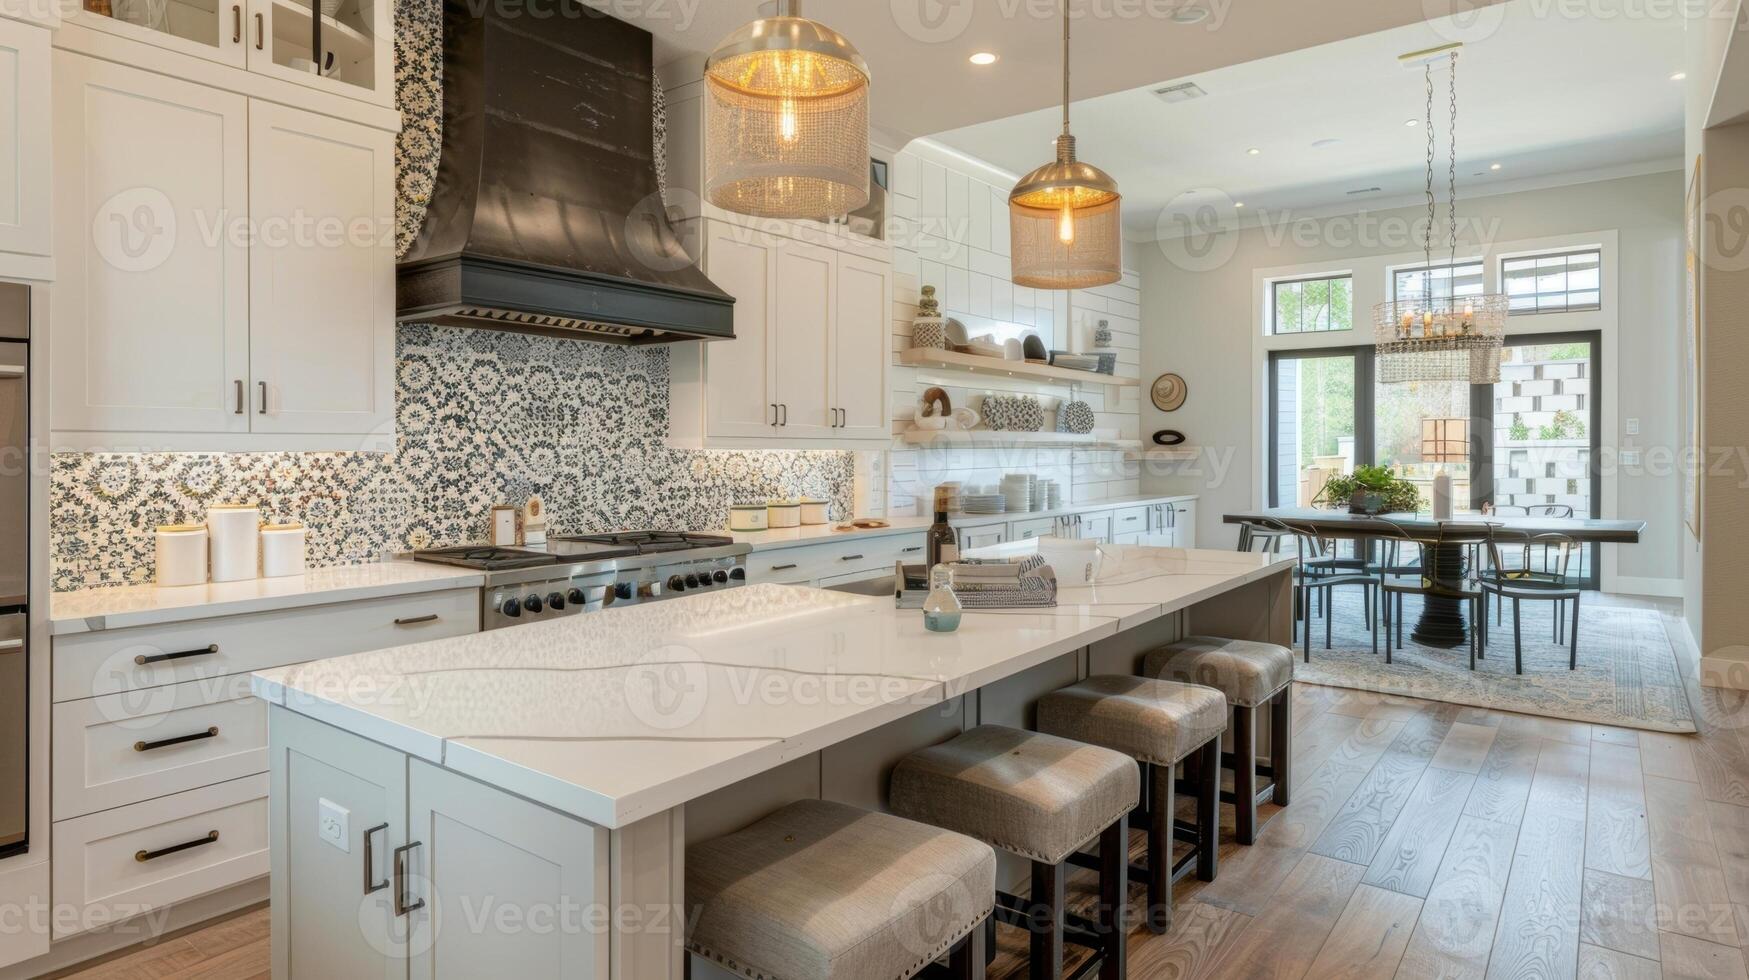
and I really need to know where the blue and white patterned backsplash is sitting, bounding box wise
[49,324,854,591]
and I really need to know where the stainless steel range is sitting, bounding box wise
[415,532,750,631]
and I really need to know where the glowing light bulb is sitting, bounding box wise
[1057,202,1075,244]
[779,98,799,143]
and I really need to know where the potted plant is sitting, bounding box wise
[1315,465,1423,515]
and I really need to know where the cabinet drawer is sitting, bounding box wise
[1113,507,1150,534]
[53,674,266,820]
[1009,518,1059,541]
[746,534,923,585]
[52,774,269,938]
[55,588,479,702]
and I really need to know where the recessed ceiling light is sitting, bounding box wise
[1312,137,1341,148]
[1671,71,1688,81]
[1234,202,1246,208]
[969,52,998,66]
[1246,147,1261,156]
[1490,162,1502,171]
[1404,118,1419,127]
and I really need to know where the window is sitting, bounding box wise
[1271,275,1353,334]
[1502,248,1601,314]
[1393,261,1485,304]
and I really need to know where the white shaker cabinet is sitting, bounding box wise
[51,53,252,437]
[670,219,890,449]
[50,51,395,451]
[0,16,50,279]
[247,102,394,439]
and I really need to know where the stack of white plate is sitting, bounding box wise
[1038,480,1062,511]
[961,492,1007,515]
[1001,474,1035,512]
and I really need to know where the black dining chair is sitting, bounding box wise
[1280,519,1380,661]
[1372,521,1486,669]
[1479,528,1582,674]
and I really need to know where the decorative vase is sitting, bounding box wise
[911,318,947,350]
[1348,490,1388,515]
[1056,400,1095,435]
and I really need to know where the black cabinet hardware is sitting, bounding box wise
[393,614,439,626]
[363,823,389,894]
[134,726,218,752]
[134,643,218,666]
[136,830,218,862]
[393,841,425,915]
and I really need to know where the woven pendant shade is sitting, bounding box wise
[704,6,870,221]
[1010,136,1122,289]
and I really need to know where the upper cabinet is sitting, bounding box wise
[670,219,891,449]
[0,16,51,281]
[50,51,395,451]
[59,0,392,108]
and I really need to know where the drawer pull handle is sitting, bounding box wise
[136,830,219,863]
[394,841,425,916]
[840,554,864,561]
[770,563,798,571]
[363,823,389,895]
[135,643,219,666]
[393,614,440,627]
[902,546,922,553]
[134,726,219,752]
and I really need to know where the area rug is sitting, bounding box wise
[1291,590,1697,733]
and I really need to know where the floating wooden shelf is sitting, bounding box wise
[901,429,1141,450]
[1124,447,1201,462]
[898,348,1139,387]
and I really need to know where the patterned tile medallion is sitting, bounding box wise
[50,326,854,591]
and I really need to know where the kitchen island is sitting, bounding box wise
[252,545,1294,979]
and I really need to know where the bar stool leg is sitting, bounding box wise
[950,921,987,980]
[1029,861,1065,980]
[1233,705,1258,846]
[1146,762,1174,934]
[1270,690,1292,807]
[1196,741,1219,882]
[1098,815,1128,980]
[984,914,996,967]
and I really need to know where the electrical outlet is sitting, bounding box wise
[1626,418,1640,436]
[318,798,350,853]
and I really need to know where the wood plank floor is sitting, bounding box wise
[59,595,1744,980]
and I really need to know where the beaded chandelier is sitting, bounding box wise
[1373,45,1505,385]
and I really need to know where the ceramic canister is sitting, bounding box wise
[154,524,208,587]
[767,501,802,529]
[206,503,260,583]
[729,504,769,532]
[260,521,307,578]
[799,499,830,525]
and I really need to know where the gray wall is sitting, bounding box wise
[1136,170,1686,587]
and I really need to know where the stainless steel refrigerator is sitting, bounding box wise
[0,283,27,859]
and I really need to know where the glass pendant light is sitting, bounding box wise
[1008,2,1122,290]
[704,1,871,221]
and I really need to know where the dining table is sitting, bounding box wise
[1222,507,1646,649]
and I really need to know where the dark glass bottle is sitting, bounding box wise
[925,486,958,570]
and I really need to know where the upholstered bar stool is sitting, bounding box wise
[687,799,996,979]
[1144,637,1295,846]
[890,726,1139,980]
[1037,675,1227,934]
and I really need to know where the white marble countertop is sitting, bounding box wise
[51,562,486,636]
[728,493,1200,551]
[252,544,1290,829]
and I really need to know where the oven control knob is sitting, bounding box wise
[713,569,729,584]
[666,575,687,593]
[639,581,660,598]
[729,567,746,581]
[500,596,522,618]
[524,593,543,614]
[614,582,634,601]
[685,573,701,589]
[547,591,566,611]
[567,588,586,606]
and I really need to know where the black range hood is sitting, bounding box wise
[397,0,733,344]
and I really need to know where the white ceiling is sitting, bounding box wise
[929,1,1686,238]
[615,0,1515,145]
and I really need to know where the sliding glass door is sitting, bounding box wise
[1268,350,1365,508]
